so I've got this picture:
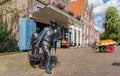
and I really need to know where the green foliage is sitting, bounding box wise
[102,7,120,40]
[0,0,11,5]
[109,33,116,40]
[100,33,106,40]
[0,15,18,53]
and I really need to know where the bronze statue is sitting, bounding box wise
[31,20,61,74]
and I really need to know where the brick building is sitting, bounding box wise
[1,0,99,49]
[26,0,83,48]
[68,0,99,46]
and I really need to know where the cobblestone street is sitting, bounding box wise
[0,46,120,76]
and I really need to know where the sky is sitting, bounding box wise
[88,0,120,33]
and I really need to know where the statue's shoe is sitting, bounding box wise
[39,65,45,69]
[45,66,51,74]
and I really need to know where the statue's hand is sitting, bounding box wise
[35,44,39,49]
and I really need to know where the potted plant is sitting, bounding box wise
[76,15,81,20]
[67,10,74,16]
[53,2,65,10]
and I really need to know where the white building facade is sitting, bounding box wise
[69,25,82,47]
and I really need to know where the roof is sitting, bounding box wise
[68,0,86,16]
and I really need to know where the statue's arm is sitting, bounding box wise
[35,28,48,47]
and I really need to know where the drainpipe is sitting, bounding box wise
[26,0,29,18]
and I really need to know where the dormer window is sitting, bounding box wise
[36,5,41,12]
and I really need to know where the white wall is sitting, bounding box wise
[69,25,82,47]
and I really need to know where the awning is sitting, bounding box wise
[30,5,81,26]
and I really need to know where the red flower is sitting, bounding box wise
[67,10,74,16]
[76,15,81,20]
[54,2,65,10]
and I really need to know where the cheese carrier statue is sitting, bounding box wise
[28,20,62,74]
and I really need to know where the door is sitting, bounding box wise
[19,18,36,50]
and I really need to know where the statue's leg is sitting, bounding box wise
[39,53,45,69]
[41,44,51,74]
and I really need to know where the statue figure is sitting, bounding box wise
[34,20,61,74]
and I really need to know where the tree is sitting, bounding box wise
[100,32,106,40]
[102,7,120,40]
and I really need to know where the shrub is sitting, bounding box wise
[0,15,18,53]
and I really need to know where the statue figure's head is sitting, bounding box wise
[50,20,58,29]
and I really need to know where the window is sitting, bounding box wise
[36,5,41,12]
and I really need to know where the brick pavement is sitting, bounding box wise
[0,46,120,76]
